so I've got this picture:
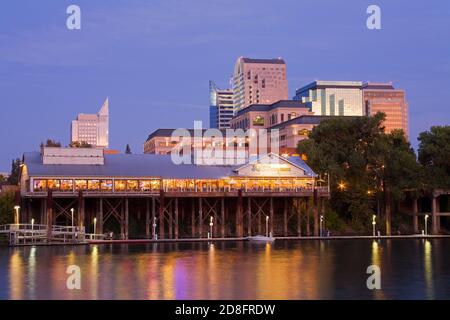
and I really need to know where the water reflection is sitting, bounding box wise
[2,239,450,300]
[424,240,434,300]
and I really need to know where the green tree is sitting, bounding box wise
[297,113,420,234]
[418,126,450,189]
[69,141,93,148]
[0,192,14,225]
[7,158,21,185]
[42,139,61,147]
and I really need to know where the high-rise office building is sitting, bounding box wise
[294,81,364,116]
[232,57,288,111]
[71,98,109,148]
[362,82,409,136]
[209,81,235,129]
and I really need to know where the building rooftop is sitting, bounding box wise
[146,128,229,142]
[295,80,363,94]
[241,57,286,65]
[362,82,397,90]
[235,100,310,117]
[23,152,317,179]
[268,115,359,130]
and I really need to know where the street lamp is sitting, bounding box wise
[70,208,74,231]
[338,182,346,191]
[31,218,35,242]
[320,215,324,237]
[372,214,377,237]
[424,214,429,236]
[152,217,157,240]
[93,217,97,235]
[14,205,20,225]
[265,215,269,237]
[209,216,214,239]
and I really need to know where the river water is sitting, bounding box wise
[1,239,449,299]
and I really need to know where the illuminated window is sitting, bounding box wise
[33,180,47,191]
[253,116,265,126]
[100,180,113,191]
[114,180,126,192]
[74,180,88,191]
[127,180,139,191]
[88,180,100,190]
[60,180,73,191]
[47,180,61,190]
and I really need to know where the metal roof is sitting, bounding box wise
[242,58,285,65]
[23,152,317,179]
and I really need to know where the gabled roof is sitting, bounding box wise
[23,152,317,179]
[234,153,317,177]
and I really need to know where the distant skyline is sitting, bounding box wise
[0,0,449,171]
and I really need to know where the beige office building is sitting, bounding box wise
[233,57,288,111]
[294,81,364,116]
[71,98,109,148]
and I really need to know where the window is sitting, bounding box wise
[101,180,113,191]
[61,180,73,191]
[253,116,265,126]
[88,180,100,190]
[114,180,126,191]
[281,114,284,122]
[75,180,88,191]
[127,180,139,191]
[33,180,47,191]
[47,180,61,190]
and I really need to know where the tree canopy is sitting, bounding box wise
[297,113,420,231]
[418,126,450,189]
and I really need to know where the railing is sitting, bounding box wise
[26,186,329,195]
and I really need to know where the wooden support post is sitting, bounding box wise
[221,197,225,238]
[198,197,203,238]
[313,189,319,237]
[432,195,438,234]
[159,190,165,239]
[152,197,156,239]
[191,198,196,237]
[125,198,129,240]
[46,190,53,242]
[283,198,288,236]
[97,198,104,235]
[269,197,274,236]
[40,199,46,225]
[175,198,179,239]
[247,197,251,236]
[257,200,262,235]
[237,190,243,237]
[78,191,84,231]
[413,198,418,233]
[297,198,302,237]
[27,199,32,224]
[168,200,173,239]
[145,198,150,239]
[306,198,310,237]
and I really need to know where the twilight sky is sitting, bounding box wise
[0,0,449,171]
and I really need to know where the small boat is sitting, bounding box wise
[246,235,275,243]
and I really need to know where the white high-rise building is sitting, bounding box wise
[294,81,364,116]
[71,98,109,148]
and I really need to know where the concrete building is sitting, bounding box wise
[233,57,288,111]
[362,82,409,136]
[294,81,364,116]
[71,98,109,148]
[209,81,235,129]
[230,100,313,130]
